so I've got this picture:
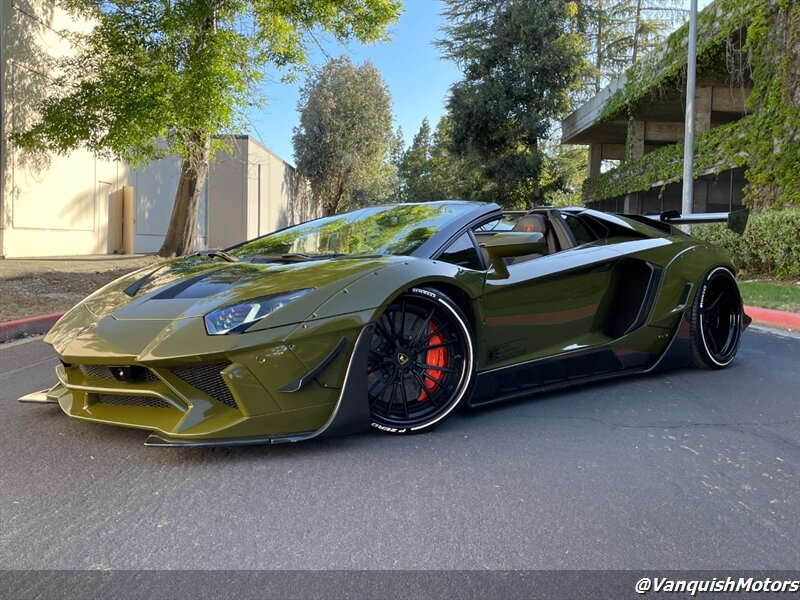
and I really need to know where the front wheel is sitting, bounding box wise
[690,267,744,369]
[367,287,475,434]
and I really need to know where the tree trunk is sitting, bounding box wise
[158,134,211,257]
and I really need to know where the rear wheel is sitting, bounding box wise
[367,287,474,434]
[690,267,743,369]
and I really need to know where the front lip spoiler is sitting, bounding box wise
[18,389,59,404]
[143,323,375,448]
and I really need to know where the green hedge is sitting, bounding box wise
[693,209,800,279]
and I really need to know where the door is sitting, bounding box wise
[477,244,621,371]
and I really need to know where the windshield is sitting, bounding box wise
[230,203,478,259]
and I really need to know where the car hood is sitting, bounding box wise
[44,253,409,361]
[76,254,400,323]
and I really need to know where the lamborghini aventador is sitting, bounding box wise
[20,201,750,446]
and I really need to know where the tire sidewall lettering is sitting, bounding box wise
[698,267,740,368]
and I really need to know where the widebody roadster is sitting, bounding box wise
[22,201,750,446]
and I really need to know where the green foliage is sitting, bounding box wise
[398,118,434,200]
[293,56,395,216]
[438,0,589,207]
[577,0,686,96]
[394,116,480,202]
[13,0,402,167]
[539,138,588,206]
[693,209,800,279]
[588,0,800,209]
[596,0,757,125]
[583,116,752,200]
[737,280,800,312]
[11,0,400,255]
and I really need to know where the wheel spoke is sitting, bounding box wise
[420,370,443,386]
[705,289,724,311]
[414,340,456,353]
[411,309,435,344]
[399,379,410,419]
[382,313,396,339]
[419,323,448,344]
[704,325,720,354]
[386,381,398,417]
[411,370,430,401]
[400,300,407,342]
[415,363,458,374]
[375,322,394,344]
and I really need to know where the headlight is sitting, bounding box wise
[204,289,313,335]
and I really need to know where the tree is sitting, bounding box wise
[293,56,394,216]
[437,0,589,208]
[578,0,686,95]
[398,118,433,200]
[11,0,400,257]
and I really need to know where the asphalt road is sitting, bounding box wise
[0,329,797,570]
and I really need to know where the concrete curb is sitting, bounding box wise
[0,313,63,343]
[0,304,797,344]
[745,306,800,330]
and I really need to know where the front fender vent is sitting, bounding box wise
[171,362,237,409]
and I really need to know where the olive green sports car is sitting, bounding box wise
[20,201,750,446]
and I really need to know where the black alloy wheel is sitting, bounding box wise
[367,287,474,434]
[690,267,744,369]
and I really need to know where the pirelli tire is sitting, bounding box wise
[367,287,475,435]
[689,266,744,370]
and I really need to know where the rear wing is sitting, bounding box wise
[633,208,750,235]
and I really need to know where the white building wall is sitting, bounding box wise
[206,137,314,250]
[0,0,205,258]
[131,157,206,254]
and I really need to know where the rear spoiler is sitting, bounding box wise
[639,208,749,234]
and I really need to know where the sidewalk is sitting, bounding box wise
[0,254,159,325]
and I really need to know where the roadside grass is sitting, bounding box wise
[738,280,800,313]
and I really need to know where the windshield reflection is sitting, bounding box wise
[230,203,475,259]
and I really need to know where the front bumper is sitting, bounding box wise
[30,311,376,446]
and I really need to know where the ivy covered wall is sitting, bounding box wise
[583,0,800,209]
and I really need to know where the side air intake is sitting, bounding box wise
[171,362,238,409]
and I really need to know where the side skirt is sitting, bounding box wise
[469,310,692,408]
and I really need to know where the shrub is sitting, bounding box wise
[693,209,800,280]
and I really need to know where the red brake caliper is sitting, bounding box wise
[417,321,448,401]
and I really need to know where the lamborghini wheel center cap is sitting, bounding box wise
[396,352,410,366]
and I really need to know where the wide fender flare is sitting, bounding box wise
[650,242,735,326]
[310,259,483,324]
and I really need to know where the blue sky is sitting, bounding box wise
[247,0,710,164]
[247,0,460,164]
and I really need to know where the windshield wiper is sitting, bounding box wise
[248,253,346,263]
[193,250,238,262]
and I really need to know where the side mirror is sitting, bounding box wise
[481,232,547,279]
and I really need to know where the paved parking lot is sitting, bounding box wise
[0,329,797,570]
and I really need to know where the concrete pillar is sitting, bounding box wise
[695,87,712,133]
[588,144,602,177]
[629,121,645,159]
